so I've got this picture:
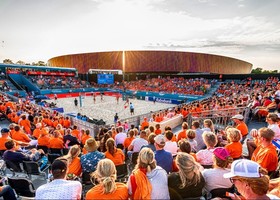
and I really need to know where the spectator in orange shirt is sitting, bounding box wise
[19,114,31,135]
[123,129,135,149]
[224,128,242,159]
[251,127,278,174]
[155,123,161,135]
[37,130,51,148]
[177,122,188,142]
[63,116,71,128]
[140,117,149,130]
[12,125,31,143]
[32,123,42,139]
[231,114,248,142]
[56,124,65,137]
[49,131,64,149]
[71,125,81,141]
[104,138,125,166]
[85,159,128,200]
[81,129,92,146]
[64,145,82,177]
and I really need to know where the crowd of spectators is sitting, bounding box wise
[100,77,216,96]
[28,75,90,90]
[0,76,280,199]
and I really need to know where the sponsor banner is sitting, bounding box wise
[145,96,182,105]
[27,71,75,76]
[6,70,20,74]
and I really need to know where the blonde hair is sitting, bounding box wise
[176,152,201,188]
[135,148,156,173]
[226,127,241,142]
[202,131,217,147]
[64,145,81,164]
[203,119,214,132]
[93,159,117,194]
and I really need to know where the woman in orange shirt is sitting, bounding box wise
[86,159,128,200]
[177,122,188,142]
[104,138,125,166]
[123,129,135,149]
[37,130,51,147]
[224,128,242,159]
[49,130,64,149]
[64,145,82,177]
[19,114,31,135]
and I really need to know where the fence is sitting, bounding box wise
[186,106,251,131]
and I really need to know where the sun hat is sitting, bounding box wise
[154,134,165,145]
[84,138,98,152]
[223,159,261,178]
[213,147,230,160]
[231,114,244,120]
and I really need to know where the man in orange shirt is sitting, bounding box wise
[32,123,42,139]
[12,125,31,143]
[251,127,278,174]
[140,117,149,130]
[71,125,81,141]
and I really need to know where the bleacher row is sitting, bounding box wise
[0,77,279,199]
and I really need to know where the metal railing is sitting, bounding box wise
[186,106,251,131]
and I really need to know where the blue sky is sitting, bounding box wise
[0,0,279,70]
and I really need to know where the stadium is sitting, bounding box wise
[48,50,253,74]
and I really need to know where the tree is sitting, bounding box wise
[16,60,25,65]
[3,59,14,64]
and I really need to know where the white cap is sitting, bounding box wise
[154,134,165,145]
[223,159,261,178]
[231,114,244,120]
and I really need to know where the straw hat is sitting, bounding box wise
[84,138,98,152]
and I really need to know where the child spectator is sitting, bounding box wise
[224,128,243,159]
[187,129,197,153]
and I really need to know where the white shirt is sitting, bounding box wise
[115,132,127,145]
[164,141,178,156]
[35,179,82,200]
[202,168,232,192]
[130,137,148,152]
[268,124,280,139]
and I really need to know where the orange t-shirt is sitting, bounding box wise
[0,137,9,150]
[12,131,31,143]
[104,149,125,166]
[63,119,71,128]
[38,136,51,147]
[177,130,187,142]
[72,129,80,140]
[123,137,134,149]
[225,141,242,159]
[251,143,278,172]
[155,129,161,135]
[32,128,42,139]
[68,157,82,176]
[49,137,64,149]
[86,182,128,200]
[19,119,31,134]
[236,122,248,137]
[81,135,92,145]
[141,121,149,130]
